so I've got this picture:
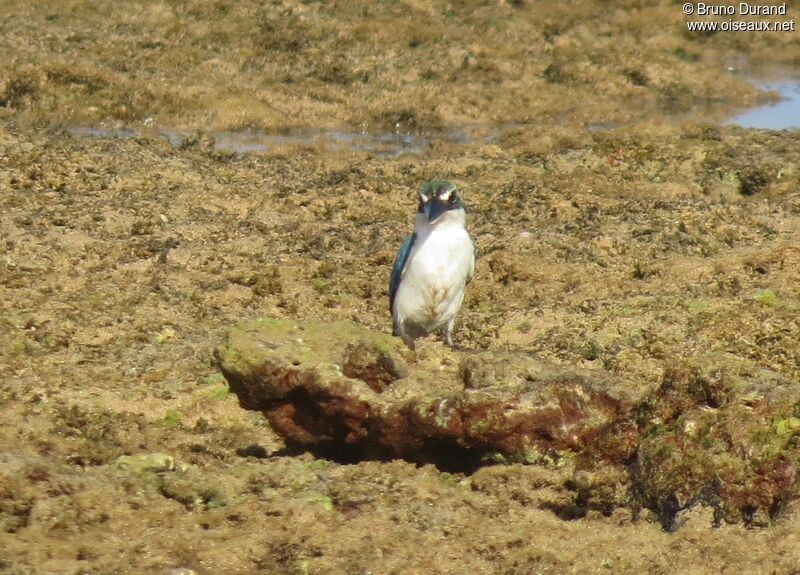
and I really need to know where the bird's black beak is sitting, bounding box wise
[424,198,448,224]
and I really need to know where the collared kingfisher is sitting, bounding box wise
[389,180,475,348]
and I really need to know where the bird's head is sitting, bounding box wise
[417,180,464,224]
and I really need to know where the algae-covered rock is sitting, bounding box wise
[629,364,800,529]
[158,466,226,510]
[215,317,631,471]
[217,318,800,529]
[113,453,178,473]
[575,363,800,529]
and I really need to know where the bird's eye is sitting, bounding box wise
[446,191,456,204]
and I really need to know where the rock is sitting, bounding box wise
[215,317,631,471]
[158,466,225,510]
[114,453,177,473]
[0,472,35,534]
[342,340,408,393]
[217,318,800,528]
[580,362,800,529]
[626,363,800,529]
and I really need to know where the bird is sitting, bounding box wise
[389,180,475,348]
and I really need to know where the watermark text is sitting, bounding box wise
[683,3,795,32]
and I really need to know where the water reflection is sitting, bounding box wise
[727,80,800,130]
[66,76,800,156]
[66,124,514,157]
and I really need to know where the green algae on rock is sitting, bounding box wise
[215,317,632,471]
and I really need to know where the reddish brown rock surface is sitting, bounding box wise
[215,317,633,470]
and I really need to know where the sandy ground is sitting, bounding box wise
[2,1,800,573]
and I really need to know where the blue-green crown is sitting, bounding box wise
[418,180,465,211]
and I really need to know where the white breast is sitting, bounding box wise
[393,211,474,335]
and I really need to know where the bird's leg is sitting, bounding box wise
[394,321,416,350]
[401,334,416,351]
[394,333,417,351]
[442,319,455,346]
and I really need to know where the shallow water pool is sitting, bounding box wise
[727,78,800,130]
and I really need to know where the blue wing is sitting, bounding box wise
[467,233,477,283]
[389,233,416,314]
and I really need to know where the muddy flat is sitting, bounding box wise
[2,2,800,574]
